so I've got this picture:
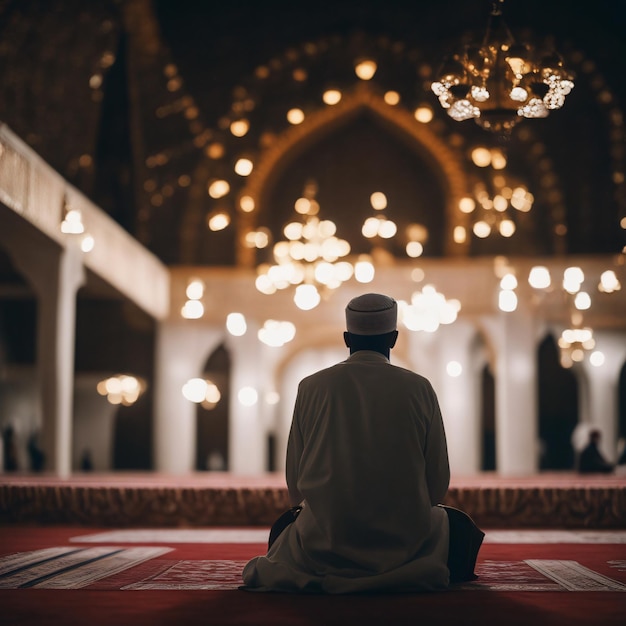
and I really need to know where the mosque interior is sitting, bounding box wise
[0,0,625,476]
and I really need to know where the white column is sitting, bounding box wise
[436,320,482,475]
[73,374,118,471]
[0,228,85,477]
[484,311,540,475]
[227,322,266,474]
[578,331,626,462]
[405,330,443,393]
[154,321,222,473]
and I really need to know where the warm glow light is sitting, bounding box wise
[378,220,397,239]
[61,209,85,234]
[183,281,202,303]
[208,179,230,198]
[255,274,276,295]
[354,59,377,80]
[406,241,424,258]
[471,147,492,167]
[563,266,584,293]
[453,226,467,244]
[99,374,145,406]
[370,192,387,210]
[182,378,208,403]
[529,266,551,289]
[500,273,518,290]
[473,221,491,238]
[206,142,225,159]
[245,229,269,249]
[574,291,591,310]
[431,3,574,134]
[414,106,433,123]
[400,285,461,332]
[493,195,508,212]
[181,300,204,319]
[499,219,516,237]
[354,259,375,283]
[362,217,381,238]
[459,197,476,213]
[384,91,400,105]
[234,158,253,176]
[406,224,428,243]
[599,270,621,293]
[287,108,305,124]
[590,351,605,367]
[204,383,221,406]
[238,386,258,407]
[258,320,296,347]
[294,197,311,214]
[230,119,250,137]
[323,89,342,105]
[564,266,584,284]
[499,289,518,312]
[294,284,320,310]
[208,212,230,231]
[256,185,354,305]
[446,361,463,377]
[491,150,507,169]
[81,234,95,252]
[240,195,255,212]
[226,312,247,336]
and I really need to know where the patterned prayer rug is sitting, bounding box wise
[0,530,624,591]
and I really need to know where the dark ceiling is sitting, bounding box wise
[1,0,625,266]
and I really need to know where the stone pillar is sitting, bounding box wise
[227,321,266,474]
[483,311,540,475]
[73,374,118,471]
[0,228,85,477]
[577,330,626,462]
[154,321,222,473]
[436,320,482,475]
[405,330,443,392]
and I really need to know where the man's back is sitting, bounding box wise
[243,350,451,593]
[242,293,454,593]
[288,351,449,567]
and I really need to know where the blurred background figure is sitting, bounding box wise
[578,430,614,474]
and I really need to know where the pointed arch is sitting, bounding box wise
[237,83,470,265]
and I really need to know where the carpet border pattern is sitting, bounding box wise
[0,483,624,528]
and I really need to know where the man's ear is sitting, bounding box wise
[389,330,399,348]
[343,331,351,348]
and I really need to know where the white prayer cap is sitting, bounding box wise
[345,293,397,335]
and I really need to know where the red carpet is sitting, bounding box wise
[1,526,625,625]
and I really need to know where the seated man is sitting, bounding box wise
[578,429,614,474]
[242,293,483,594]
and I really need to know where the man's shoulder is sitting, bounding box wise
[383,361,433,388]
[300,358,432,387]
[299,361,347,385]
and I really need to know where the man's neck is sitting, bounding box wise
[350,347,390,359]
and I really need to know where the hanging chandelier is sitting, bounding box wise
[459,145,534,239]
[399,285,461,333]
[254,181,362,310]
[431,0,574,134]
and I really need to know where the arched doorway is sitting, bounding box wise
[481,364,496,471]
[537,335,579,470]
[619,361,626,461]
[195,343,230,471]
[263,108,449,260]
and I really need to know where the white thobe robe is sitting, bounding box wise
[242,350,450,593]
